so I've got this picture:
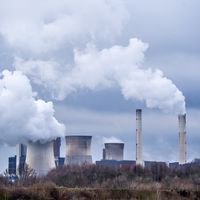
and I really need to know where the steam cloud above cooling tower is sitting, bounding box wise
[103,137,124,144]
[0,0,186,119]
[0,70,65,145]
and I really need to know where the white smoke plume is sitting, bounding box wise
[0,70,65,145]
[0,0,128,54]
[15,38,186,114]
[0,0,186,118]
[103,136,124,144]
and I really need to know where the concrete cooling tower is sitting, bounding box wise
[104,143,124,161]
[65,136,92,165]
[178,114,186,164]
[25,140,55,176]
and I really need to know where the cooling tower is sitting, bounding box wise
[178,114,186,164]
[65,136,92,165]
[104,143,124,161]
[25,140,55,176]
[136,109,143,165]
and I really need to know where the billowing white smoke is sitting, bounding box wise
[0,70,65,145]
[0,0,128,53]
[15,38,186,114]
[0,0,186,151]
[0,0,186,114]
[103,136,123,144]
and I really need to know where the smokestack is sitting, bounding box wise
[136,109,143,165]
[178,114,186,164]
[65,136,92,165]
[104,143,124,160]
[102,148,106,160]
[25,140,55,176]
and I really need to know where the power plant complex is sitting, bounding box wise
[8,109,190,176]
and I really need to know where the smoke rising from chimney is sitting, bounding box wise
[0,70,65,145]
[15,38,186,114]
[0,0,186,128]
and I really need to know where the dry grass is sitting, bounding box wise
[0,185,200,200]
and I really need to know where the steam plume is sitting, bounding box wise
[0,70,65,145]
[0,0,186,115]
[103,136,123,143]
[15,38,186,114]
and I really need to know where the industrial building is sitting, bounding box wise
[6,109,193,176]
[144,161,167,169]
[8,156,16,175]
[104,143,124,161]
[8,144,26,176]
[96,142,135,168]
[96,160,136,168]
[53,137,61,167]
[65,135,92,165]
[96,108,188,169]
[58,157,65,166]
[16,144,27,175]
[25,140,56,176]
[8,137,63,176]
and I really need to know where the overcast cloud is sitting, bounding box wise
[0,0,199,172]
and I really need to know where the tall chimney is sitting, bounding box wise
[178,114,186,164]
[102,148,106,160]
[136,109,143,165]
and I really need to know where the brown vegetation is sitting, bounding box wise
[0,163,199,199]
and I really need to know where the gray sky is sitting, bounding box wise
[0,0,200,173]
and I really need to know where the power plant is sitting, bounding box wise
[25,140,55,176]
[65,135,92,165]
[178,114,187,164]
[7,109,192,176]
[136,109,143,165]
[104,143,124,160]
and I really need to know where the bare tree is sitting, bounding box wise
[19,164,37,186]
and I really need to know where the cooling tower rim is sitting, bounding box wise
[26,139,54,145]
[65,135,92,139]
[178,113,186,117]
[104,142,124,145]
